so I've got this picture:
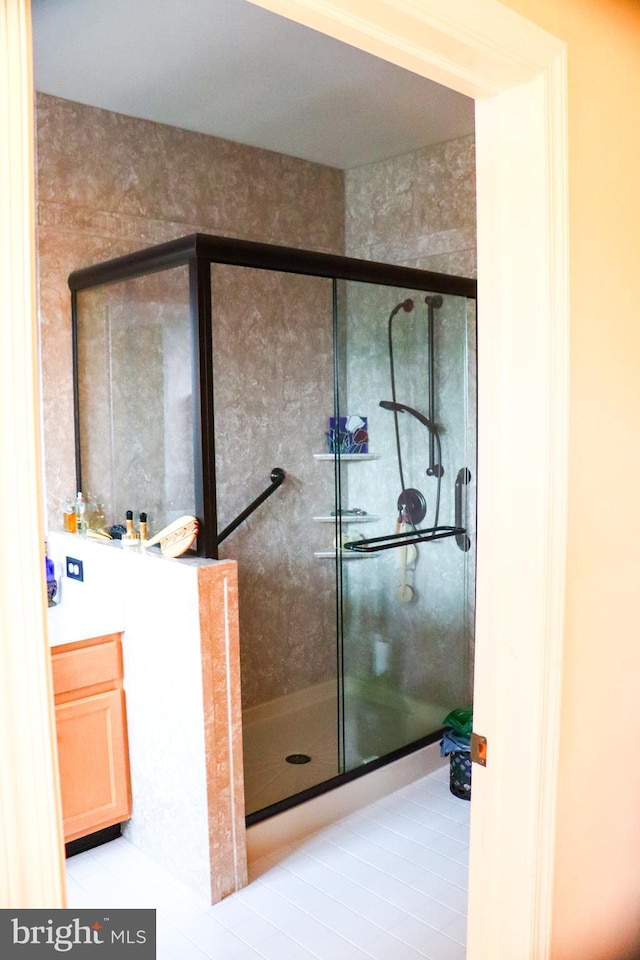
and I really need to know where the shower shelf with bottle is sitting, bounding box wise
[313,451,381,558]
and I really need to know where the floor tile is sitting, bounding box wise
[441,914,467,946]
[422,930,467,960]
[65,765,470,959]
[432,882,468,915]
[65,851,104,882]
[390,913,441,950]
[363,930,421,960]
[180,914,246,959]
[308,930,375,960]
[173,945,212,960]
[156,920,197,960]
[253,930,311,960]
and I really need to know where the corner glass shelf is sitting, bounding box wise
[313,453,380,461]
[313,515,380,523]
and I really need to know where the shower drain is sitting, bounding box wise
[286,753,311,764]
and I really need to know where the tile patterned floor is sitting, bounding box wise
[66,764,469,960]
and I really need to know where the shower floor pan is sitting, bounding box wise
[242,677,450,817]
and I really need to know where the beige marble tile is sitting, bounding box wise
[37,91,476,722]
[35,92,344,529]
[198,560,247,899]
[345,135,476,278]
[344,135,477,708]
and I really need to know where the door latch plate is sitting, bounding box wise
[471,732,487,767]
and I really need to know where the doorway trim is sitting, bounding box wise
[249,2,569,958]
[0,0,67,906]
[2,0,568,951]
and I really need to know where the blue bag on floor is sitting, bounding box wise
[440,729,470,757]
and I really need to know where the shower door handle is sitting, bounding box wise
[455,468,471,552]
[217,467,286,545]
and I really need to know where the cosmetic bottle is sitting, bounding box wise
[91,502,107,533]
[139,512,148,543]
[63,497,77,534]
[122,509,139,547]
[75,492,87,536]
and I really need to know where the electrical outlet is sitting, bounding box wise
[66,557,84,582]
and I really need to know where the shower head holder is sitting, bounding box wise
[398,488,427,526]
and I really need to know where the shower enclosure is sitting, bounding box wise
[69,233,476,822]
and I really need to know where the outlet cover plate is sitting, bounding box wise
[66,557,84,582]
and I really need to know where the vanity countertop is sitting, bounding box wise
[46,530,223,647]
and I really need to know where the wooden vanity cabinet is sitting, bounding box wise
[51,633,131,843]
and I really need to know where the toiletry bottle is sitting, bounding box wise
[122,510,138,547]
[92,502,107,533]
[75,492,87,536]
[139,512,147,543]
[63,496,77,534]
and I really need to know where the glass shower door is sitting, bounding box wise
[210,264,340,817]
[335,281,476,770]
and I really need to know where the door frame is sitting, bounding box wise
[2,2,569,953]
[0,0,67,906]
[249,3,569,958]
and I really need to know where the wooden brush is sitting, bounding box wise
[143,516,199,558]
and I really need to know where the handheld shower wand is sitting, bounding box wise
[387,299,414,495]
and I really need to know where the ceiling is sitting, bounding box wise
[31,0,474,171]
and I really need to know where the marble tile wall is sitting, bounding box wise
[343,136,477,709]
[212,265,336,709]
[76,272,195,533]
[37,96,476,719]
[36,93,344,710]
[197,560,248,900]
[345,135,476,278]
[36,92,344,530]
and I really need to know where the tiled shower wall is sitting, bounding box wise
[36,92,344,529]
[36,93,343,706]
[345,134,476,277]
[36,92,476,708]
[343,136,477,706]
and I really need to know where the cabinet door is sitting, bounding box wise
[56,689,131,842]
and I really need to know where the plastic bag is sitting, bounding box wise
[441,706,473,740]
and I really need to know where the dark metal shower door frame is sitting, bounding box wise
[69,232,477,824]
[69,232,476,559]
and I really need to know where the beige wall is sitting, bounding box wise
[493,1,640,958]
